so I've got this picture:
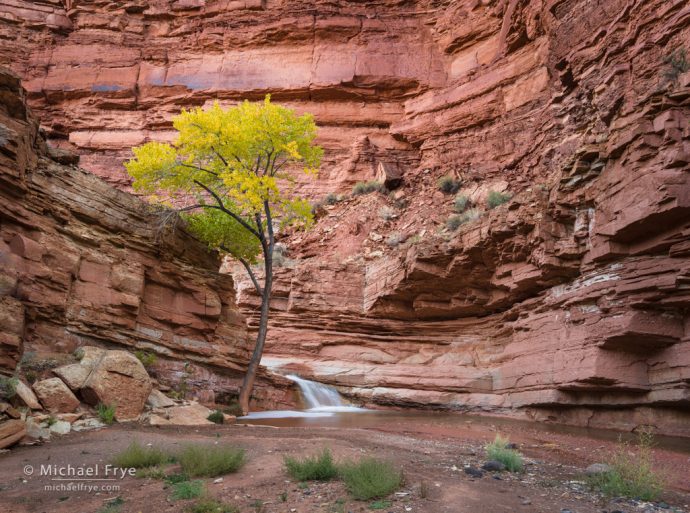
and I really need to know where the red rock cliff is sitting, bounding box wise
[0,68,291,408]
[2,0,690,435]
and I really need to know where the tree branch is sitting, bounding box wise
[178,162,218,177]
[211,146,228,167]
[192,180,262,240]
[238,257,263,297]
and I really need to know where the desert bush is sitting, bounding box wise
[385,232,405,247]
[178,444,246,477]
[284,448,339,481]
[171,480,204,500]
[437,176,461,194]
[207,410,224,424]
[187,498,239,513]
[587,430,665,500]
[97,403,117,425]
[73,347,85,361]
[485,435,523,472]
[378,206,395,221]
[446,209,481,231]
[486,191,511,209]
[112,441,170,469]
[325,193,342,205]
[0,375,18,399]
[338,457,403,500]
[664,47,689,83]
[135,350,157,368]
[46,415,58,427]
[454,195,470,212]
[352,181,384,196]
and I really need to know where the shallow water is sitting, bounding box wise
[238,408,690,454]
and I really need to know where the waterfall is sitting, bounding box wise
[285,374,345,409]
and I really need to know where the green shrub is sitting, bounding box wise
[454,195,469,212]
[97,403,116,425]
[587,430,665,500]
[486,191,511,209]
[135,350,157,368]
[385,232,404,247]
[437,176,461,194]
[187,498,239,513]
[207,410,224,424]
[112,441,171,469]
[171,480,204,500]
[0,375,18,399]
[378,206,395,221]
[24,370,38,384]
[446,209,481,231]
[73,348,85,361]
[46,415,58,427]
[369,500,392,510]
[224,401,244,417]
[325,193,342,205]
[485,435,523,472]
[178,444,246,477]
[284,448,339,481]
[664,47,689,83]
[352,181,384,196]
[338,457,402,500]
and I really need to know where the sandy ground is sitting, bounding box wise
[0,419,688,513]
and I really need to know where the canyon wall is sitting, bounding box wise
[1,0,690,435]
[0,68,289,408]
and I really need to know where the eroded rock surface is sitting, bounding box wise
[2,1,690,436]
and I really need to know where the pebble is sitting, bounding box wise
[482,460,507,472]
[463,467,484,478]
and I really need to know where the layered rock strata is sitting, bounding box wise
[2,0,690,435]
[0,68,290,409]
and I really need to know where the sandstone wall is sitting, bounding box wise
[0,68,292,408]
[2,0,690,435]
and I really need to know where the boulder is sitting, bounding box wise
[148,402,214,426]
[80,350,151,420]
[0,419,26,449]
[25,417,50,440]
[13,380,42,410]
[49,420,71,435]
[146,389,175,409]
[585,463,612,476]
[32,378,79,413]
[53,346,106,391]
[0,402,20,419]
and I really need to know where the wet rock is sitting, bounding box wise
[32,378,79,413]
[463,466,484,478]
[482,460,507,472]
[0,419,26,449]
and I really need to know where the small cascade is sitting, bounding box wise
[284,374,345,409]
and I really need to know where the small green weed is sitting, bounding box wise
[284,448,338,481]
[485,435,523,472]
[338,457,402,500]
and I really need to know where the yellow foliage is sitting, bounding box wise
[124,96,321,261]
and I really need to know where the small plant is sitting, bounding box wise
[223,401,244,417]
[97,403,116,425]
[587,430,665,500]
[207,410,224,424]
[486,190,511,209]
[73,348,85,361]
[250,499,265,513]
[447,208,482,231]
[134,350,157,368]
[369,500,392,510]
[385,232,404,247]
[419,480,429,499]
[45,415,58,427]
[171,480,204,500]
[454,195,469,212]
[187,498,239,513]
[325,193,342,205]
[137,466,167,480]
[112,441,171,469]
[664,47,689,83]
[165,473,189,485]
[97,497,124,513]
[178,444,246,477]
[24,370,37,384]
[279,491,288,502]
[284,448,339,481]
[437,175,461,194]
[485,435,523,472]
[352,181,384,196]
[338,457,403,500]
[0,375,18,399]
[407,234,422,245]
[378,206,395,221]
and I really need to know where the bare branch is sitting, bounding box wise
[211,146,228,167]
[237,257,263,297]
[177,162,218,176]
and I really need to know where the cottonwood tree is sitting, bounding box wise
[126,98,322,414]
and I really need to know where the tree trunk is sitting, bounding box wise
[238,243,273,415]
